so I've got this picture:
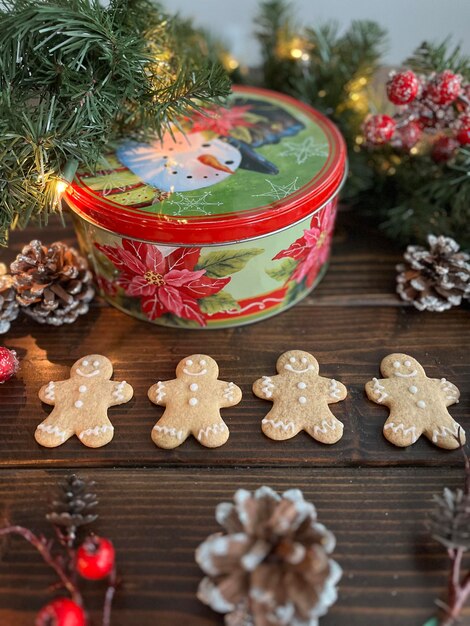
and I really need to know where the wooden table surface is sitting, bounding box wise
[0,209,468,626]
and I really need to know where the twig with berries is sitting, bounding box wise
[0,475,117,626]
[363,67,469,160]
[428,432,470,626]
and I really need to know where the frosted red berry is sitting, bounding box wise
[398,121,422,150]
[457,128,470,145]
[387,70,420,105]
[36,598,86,626]
[426,70,462,105]
[0,347,19,383]
[76,536,115,580]
[431,136,459,163]
[363,114,396,145]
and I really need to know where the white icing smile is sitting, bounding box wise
[183,368,207,376]
[284,364,314,374]
[393,370,417,378]
[76,368,101,378]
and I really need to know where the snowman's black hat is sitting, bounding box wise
[222,136,279,175]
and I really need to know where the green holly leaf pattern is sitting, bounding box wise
[199,291,240,315]
[196,248,264,278]
[266,258,298,282]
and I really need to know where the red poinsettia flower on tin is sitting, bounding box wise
[95,240,229,326]
[273,203,336,287]
[190,105,254,136]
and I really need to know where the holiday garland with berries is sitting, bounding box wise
[252,1,470,250]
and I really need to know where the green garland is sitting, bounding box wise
[0,0,230,244]
[253,1,470,249]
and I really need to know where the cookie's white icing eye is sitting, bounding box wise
[404,360,411,367]
[82,360,89,366]
[393,361,400,368]
[199,359,207,366]
[93,360,100,367]
[301,357,308,364]
[289,357,296,363]
[185,359,193,366]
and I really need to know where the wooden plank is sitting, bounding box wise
[0,303,467,468]
[0,467,467,626]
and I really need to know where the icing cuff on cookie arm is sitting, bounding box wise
[435,377,461,407]
[38,380,67,406]
[317,376,347,404]
[252,375,280,401]
[217,380,243,408]
[148,380,176,406]
[107,380,134,406]
[365,378,392,405]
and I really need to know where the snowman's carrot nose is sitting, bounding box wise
[197,154,234,174]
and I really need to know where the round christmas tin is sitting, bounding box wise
[66,86,347,328]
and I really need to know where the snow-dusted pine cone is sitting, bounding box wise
[196,486,342,626]
[0,263,19,334]
[10,240,94,326]
[396,234,470,312]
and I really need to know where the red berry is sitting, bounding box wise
[363,114,396,145]
[76,536,115,580]
[426,70,462,105]
[457,128,470,145]
[398,121,422,150]
[387,70,420,105]
[0,347,19,383]
[36,598,86,626]
[431,136,459,163]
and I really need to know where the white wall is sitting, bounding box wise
[164,0,470,67]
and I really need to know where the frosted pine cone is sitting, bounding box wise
[196,486,342,626]
[0,263,19,334]
[396,235,470,312]
[11,240,94,326]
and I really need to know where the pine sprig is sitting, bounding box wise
[0,0,230,244]
[254,0,387,199]
[406,40,470,80]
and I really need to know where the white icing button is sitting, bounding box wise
[74,400,84,408]
[79,385,87,393]
[199,359,207,366]
[93,360,100,367]
[190,383,198,392]
[301,357,307,364]
[189,397,198,406]
[297,382,306,389]
[408,386,418,394]
[404,360,411,367]
[298,396,307,404]
[185,359,193,366]
[289,357,296,363]
[393,361,400,368]
[417,400,426,409]
[82,360,89,366]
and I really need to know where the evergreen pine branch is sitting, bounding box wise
[0,0,230,244]
[406,39,470,80]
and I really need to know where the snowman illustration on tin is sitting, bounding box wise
[116,98,305,193]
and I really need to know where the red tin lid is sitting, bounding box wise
[66,86,347,245]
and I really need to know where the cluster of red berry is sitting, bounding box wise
[36,536,115,626]
[363,69,470,162]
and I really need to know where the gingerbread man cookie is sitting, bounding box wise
[253,350,347,444]
[365,353,463,449]
[36,355,133,448]
[148,355,242,449]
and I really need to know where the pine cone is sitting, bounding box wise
[196,486,342,626]
[10,240,95,326]
[0,263,19,334]
[46,474,98,530]
[396,234,470,312]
